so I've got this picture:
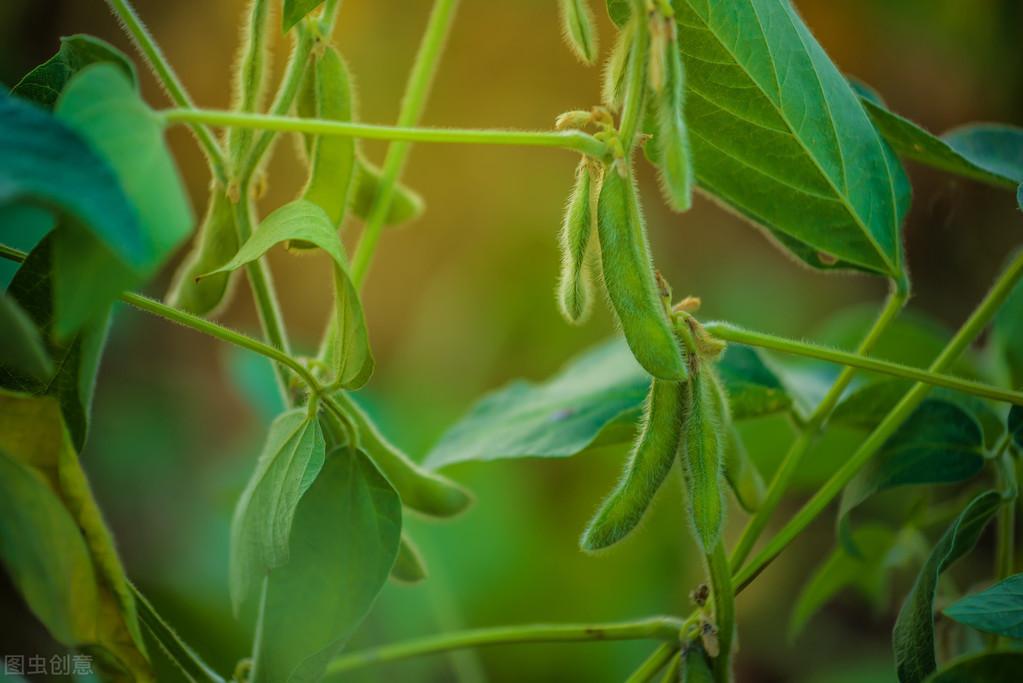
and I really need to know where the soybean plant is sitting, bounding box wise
[1,1,1023,682]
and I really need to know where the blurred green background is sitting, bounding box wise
[1,1,1022,681]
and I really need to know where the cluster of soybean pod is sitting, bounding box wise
[557,1,736,678]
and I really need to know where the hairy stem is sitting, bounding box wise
[104,0,227,182]
[325,617,683,676]
[729,288,906,569]
[732,249,1023,592]
[625,643,679,683]
[703,321,1023,407]
[348,0,459,287]
[706,541,734,683]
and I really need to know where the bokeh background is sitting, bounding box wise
[2,1,1022,681]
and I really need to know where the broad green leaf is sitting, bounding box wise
[205,200,373,389]
[0,449,99,646]
[893,490,1002,683]
[0,391,151,679]
[256,447,401,683]
[838,399,985,550]
[0,294,52,381]
[426,339,794,469]
[943,572,1023,639]
[12,34,137,110]
[1010,405,1022,451]
[282,0,325,31]
[230,409,325,612]
[666,0,910,278]
[1,234,111,451]
[923,652,1023,683]
[53,64,193,336]
[942,126,1023,186]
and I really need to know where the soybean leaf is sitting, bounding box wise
[658,0,910,278]
[992,274,1023,389]
[256,447,401,682]
[0,448,99,646]
[425,339,794,468]
[229,409,325,612]
[838,399,985,550]
[130,584,223,683]
[605,0,630,26]
[1010,405,1022,451]
[283,0,325,31]
[0,390,151,678]
[52,64,193,336]
[12,34,137,110]
[893,490,1002,683]
[0,295,52,381]
[943,573,1023,639]
[923,652,1023,683]
[0,204,54,289]
[1,234,111,451]
[204,200,373,389]
[941,126,1023,186]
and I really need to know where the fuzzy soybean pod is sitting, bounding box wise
[653,21,694,212]
[681,645,715,683]
[557,158,598,324]
[557,0,599,65]
[581,377,687,551]
[596,168,687,381]
[680,364,727,552]
[301,45,356,230]
[165,184,239,315]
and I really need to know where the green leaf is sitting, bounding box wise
[0,294,52,381]
[0,204,55,289]
[256,447,401,682]
[668,0,910,278]
[922,652,1023,683]
[131,584,223,683]
[0,391,151,679]
[893,490,1002,683]
[283,0,325,31]
[229,409,325,612]
[605,0,631,26]
[425,338,793,468]
[838,399,985,551]
[943,572,1023,639]
[942,126,1023,186]
[53,63,193,336]
[1,234,111,451]
[205,200,373,389]
[12,34,137,110]
[1010,405,1022,451]
[992,274,1023,389]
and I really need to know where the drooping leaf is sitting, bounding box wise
[229,409,325,612]
[0,391,151,679]
[663,0,910,278]
[1,234,111,451]
[204,200,373,389]
[12,34,137,110]
[282,0,325,31]
[0,294,52,381]
[893,490,1002,683]
[838,399,985,551]
[922,652,1023,683]
[256,447,401,683]
[943,572,1023,639]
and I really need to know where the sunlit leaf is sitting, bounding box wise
[943,572,1023,639]
[229,409,325,612]
[923,652,1023,683]
[256,447,400,682]
[12,34,137,110]
[893,490,1001,683]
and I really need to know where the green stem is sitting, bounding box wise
[104,0,227,182]
[249,577,270,683]
[349,0,462,288]
[994,441,1017,650]
[325,617,683,676]
[729,288,906,569]
[706,541,734,683]
[703,321,1023,407]
[732,249,1023,594]
[625,643,679,683]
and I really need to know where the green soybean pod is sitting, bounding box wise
[681,645,714,683]
[165,185,239,315]
[723,424,765,513]
[350,155,425,227]
[602,17,635,111]
[557,0,599,65]
[581,377,687,552]
[301,45,356,229]
[680,365,726,552]
[557,158,597,324]
[332,392,473,518]
[653,22,694,212]
[390,532,428,584]
[596,168,686,381]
